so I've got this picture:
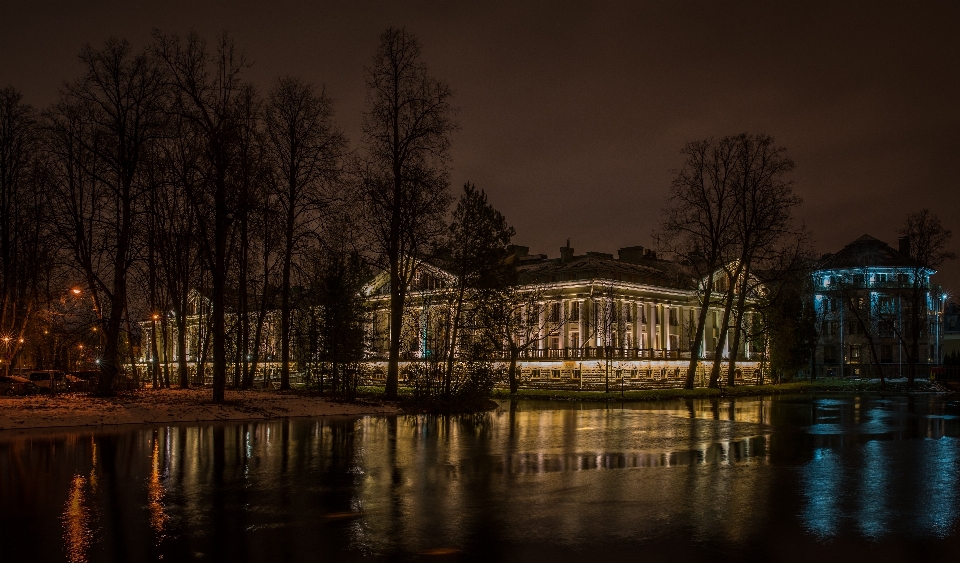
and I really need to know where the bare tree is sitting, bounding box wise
[46,39,167,395]
[835,272,888,387]
[0,87,49,376]
[657,137,739,389]
[897,209,955,387]
[478,278,567,394]
[264,76,347,390]
[695,134,796,388]
[360,28,457,399]
[154,32,249,403]
[720,134,799,387]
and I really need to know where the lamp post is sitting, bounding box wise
[1,336,10,377]
[151,313,160,389]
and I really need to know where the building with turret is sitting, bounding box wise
[813,234,947,378]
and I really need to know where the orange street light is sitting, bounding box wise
[71,288,82,295]
[152,313,160,321]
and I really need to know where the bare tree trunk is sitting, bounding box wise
[686,272,714,389]
[508,346,519,394]
[726,261,752,387]
[709,263,743,388]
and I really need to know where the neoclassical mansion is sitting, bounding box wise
[363,244,764,389]
[140,244,765,389]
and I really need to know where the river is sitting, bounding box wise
[1,394,959,562]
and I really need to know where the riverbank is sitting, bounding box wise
[490,378,950,402]
[0,388,399,431]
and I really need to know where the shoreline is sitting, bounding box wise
[1,379,950,433]
[490,378,952,403]
[0,388,399,433]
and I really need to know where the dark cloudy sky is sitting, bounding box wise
[3,1,959,290]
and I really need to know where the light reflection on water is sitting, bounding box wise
[62,474,93,563]
[148,431,168,543]
[0,395,959,561]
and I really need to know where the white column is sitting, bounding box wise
[665,304,671,351]
[578,299,584,349]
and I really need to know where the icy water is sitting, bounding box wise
[2,395,960,562]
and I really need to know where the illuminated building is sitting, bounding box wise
[813,234,946,378]
[364,244,764,389]
[140,245,765,389]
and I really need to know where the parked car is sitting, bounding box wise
[28,370,68,393]
[71,370,100,382]
[0,374,39,396]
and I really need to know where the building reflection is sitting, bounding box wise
[798,397,960,539]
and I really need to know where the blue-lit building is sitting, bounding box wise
[813,234,946,378]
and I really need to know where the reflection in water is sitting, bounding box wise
[798,397,960,541]
[859,440,889,538]
[801,448,842,538]
[148,432,168,542]
[1,395,959,561]
[62,474,92,563]
[923,437,959,537]
[88,436,97,493]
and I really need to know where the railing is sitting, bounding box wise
[364,348,766,363]
[515,348,691,360]
[366,348,725,362]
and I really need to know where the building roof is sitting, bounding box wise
[818,234,925,271]
[517,253,691,289]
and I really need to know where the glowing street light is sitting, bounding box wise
[71,288,82,295]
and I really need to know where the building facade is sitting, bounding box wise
[364,245,764,390]
[140,245,766,389]
[813,234,946,378]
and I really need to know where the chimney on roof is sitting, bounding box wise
[899,236,911,258]
[618,246,645,263]
[560,241,574,263]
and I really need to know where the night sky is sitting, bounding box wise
[3,1,959,290]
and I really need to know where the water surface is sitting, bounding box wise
[2,394,959,562]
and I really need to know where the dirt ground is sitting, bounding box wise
[0,388,398,431]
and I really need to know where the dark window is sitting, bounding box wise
[881,345,893,362]
[825,346,838,362]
